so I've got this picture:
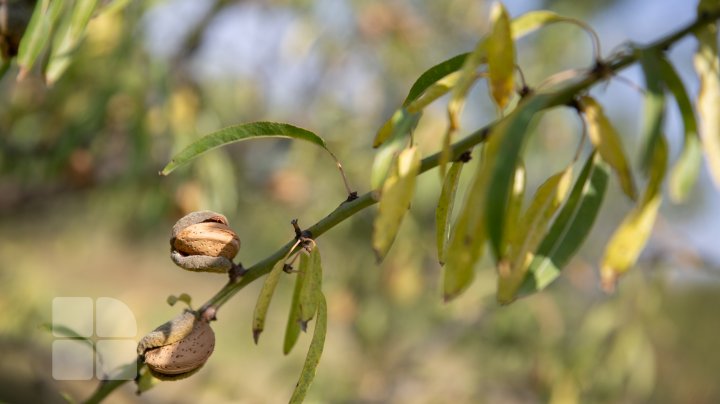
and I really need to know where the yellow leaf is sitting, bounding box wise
[488,2,515,110]
[498,166,573,304]
[693,21,720,187]
[372,147,421,261]
[581,96,637,200]
[435,160,464,265]
[601,138,667,292]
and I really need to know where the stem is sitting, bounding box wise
[83,10,720,404]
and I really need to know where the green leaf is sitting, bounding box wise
[252,258,285,344]
[581,96,637,200]
[299,247,322,329]
[435,160,464,265]
[655,56,701,202]
[403,53,469,106]
[283,267,305,355]
[520,152,609,295]
[289,291,327,404]
[601,137,667,292]
[487,2,515,110]
[406,71,462,113]
[16,0,65,78]
[693,20,720,187]
[497,165,573,304]
[501,162,526,258]
[372,146,421,261]
[485,93,555,260]
[45,0,99,85]
[162,122,333,175]
[40,323,94,349]
[639,49,667,172]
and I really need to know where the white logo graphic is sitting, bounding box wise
[52,297,138,380]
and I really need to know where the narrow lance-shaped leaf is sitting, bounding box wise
[372,146,421,261]
[485,93,555,260]
[289,291,327,404]
[45,0,99,85]
[370,110,420,189]
[497,165,573,304]
[487,2,515,110]
[501,162,526,258]
[252,258,286,344]
[519,151,610,296]
[299,247,322,330]
[443,129,504,301]
[693,17,720,187]
[435,159,465,265]
[402,53,469,107]
[283,267,306,355]
[406,72,462,113]
[639,49,667,172]
[16,0,65,79]
[162,122,334,175]
[656,56,702,202]
[601,137,667,292]
[580,96,637,200]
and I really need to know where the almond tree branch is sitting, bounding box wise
[83,9,720,404]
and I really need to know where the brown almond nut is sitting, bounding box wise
[144,319,215,376]
[173,222,240,259]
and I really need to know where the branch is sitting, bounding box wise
[82,9,720,403]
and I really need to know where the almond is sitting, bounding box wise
[173,221,240,259]
[143,318,215,376]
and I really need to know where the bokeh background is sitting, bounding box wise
[1,0,720,403]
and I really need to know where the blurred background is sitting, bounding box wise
[1,0,720,402]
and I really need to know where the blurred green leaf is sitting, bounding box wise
[656,56,701,202]
[46,0,99,85]
[299,247,322,329]
[406,71,462,113]
[284,266,305,355]
[162,122,333,175]
[16,0,65,78]
[487,2,514,110]
[601,137,667,292]
[639,49,667,172]
[498,165,573,304]
[252,258,285,344]
[372,146,421,261]
[581,96,637,200]
[521,152,609,295]
[485,94,555,260]
[693,20,720,187]
[402,53,469,107]
[40,323,94,349]
[501,162,526,258]
[289,291,327,404]
[435,160,464,265]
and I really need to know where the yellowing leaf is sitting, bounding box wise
[601,138,667,292]
[581,96,637,200]
[497,166,573,304]
[693,20,720,187]
[16,0,65,79]
[370,111,420,188]
[406,72,462,113]
[435,160,464,265]
[501,162,526,257]
[45,0,100,85]
[372,147,421,261]
[488,2,515,110]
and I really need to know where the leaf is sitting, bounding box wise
[403,53,470,107]
[136,366,162,394]
[370,110,420,189]
[45,0,99,85]
[16,0,65,79]
[656,56,702,202]
[283,267,305,355]
[442,135,502,301]
[485,93,555,260]
[487,2,515,110]
[372,146,421,261]
[299,247,322,330]
[162,122,333,175]
[501,162,526,258]
[639,49,667,172]
[40,323,94,349]
[435,160,464,265]
[580,96,637,200]
[252,258,285,344]
[497,166,573,304]
[693,19,720,187]
[289,291,327,404]
[520,152,610,295]
[601,137,667,292]
[406,71,462,113]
